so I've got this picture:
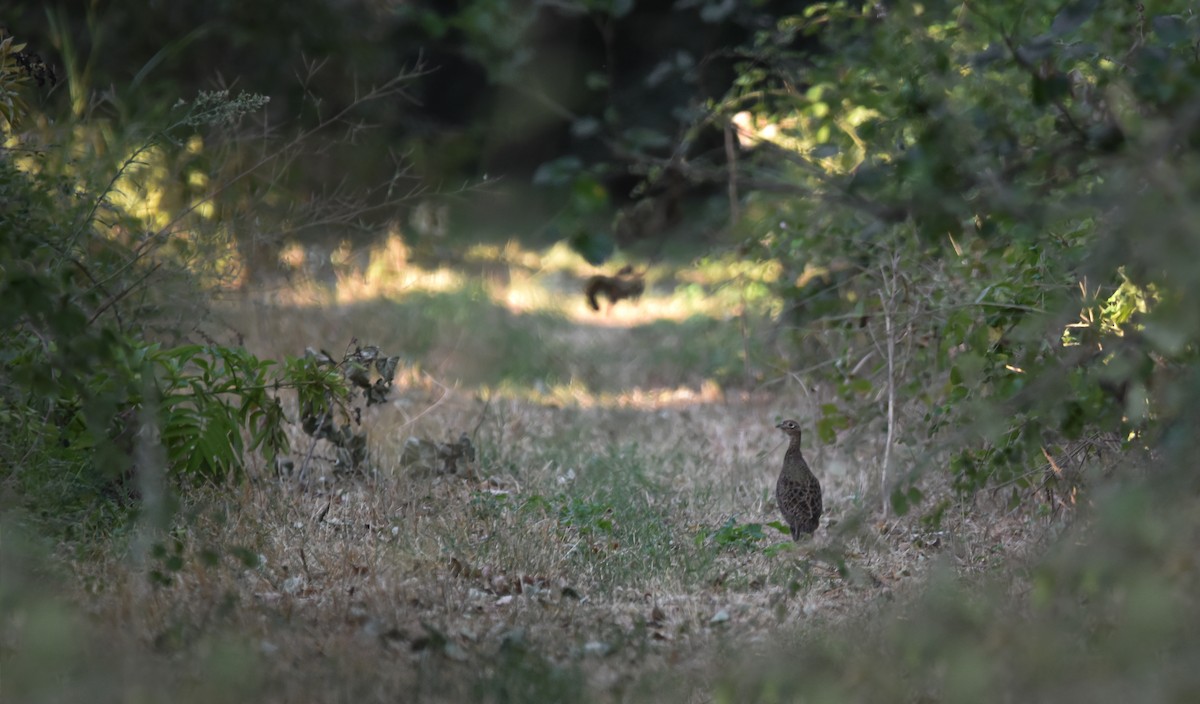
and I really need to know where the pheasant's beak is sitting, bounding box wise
[775,421,784,430]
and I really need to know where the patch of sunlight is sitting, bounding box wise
[681,255,782,287]
[476,246,781,325]
[108,144,172,230]
[463,240,546,270]
[259,234,467,307]
[278,241,306,271]
[190,198,215,219]
[733,97,879,175]
[793,262,827,289]
[539,240,590,272]
[491,378,725,411]
[563,290,729,327]
[442,239,736,323]
[464,242,504,262]
[255,230,781,324]
[363,231,408,281]
[464,238,595,275]
[187,168,209,189]
[336,262,464,304]
[478,265,738,325]
[844,104,878,128]
[348,232,465,299]
[490,268,555,314]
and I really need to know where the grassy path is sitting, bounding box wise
[6,244,1046,703]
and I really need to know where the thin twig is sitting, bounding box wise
[471,390,492,443]
[395,372,451,432]
[724,121,740,225]
[879,252,899,517]
[87,262,161,325]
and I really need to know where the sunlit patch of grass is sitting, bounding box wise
[259,238,468,308]
[251,235,785,332]
[464,239,581,274]
[229,281,767,396]
[561,287,736,326]
[491,378,726,411]
[338,261,465,303]
[486,266,562,314]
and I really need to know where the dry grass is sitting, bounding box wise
[3,241,1061,703]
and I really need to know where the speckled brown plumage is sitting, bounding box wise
[775,419,822,540]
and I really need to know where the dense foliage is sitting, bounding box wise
[0,36,349,532]
[707,0,1200,509]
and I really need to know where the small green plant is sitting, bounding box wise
[558,496,616,536]
[472,489,514,520]
[152,343,288,484]
[697,517,795,557]
[697,517,766,549]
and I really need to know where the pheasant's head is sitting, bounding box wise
[775,419,802,438]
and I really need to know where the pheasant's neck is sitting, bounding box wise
[787,435,803,457]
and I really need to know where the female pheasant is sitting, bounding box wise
[774,419,823,539]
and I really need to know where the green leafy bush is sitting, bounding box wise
[0,37,345,531]
[714,0,1200,510]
